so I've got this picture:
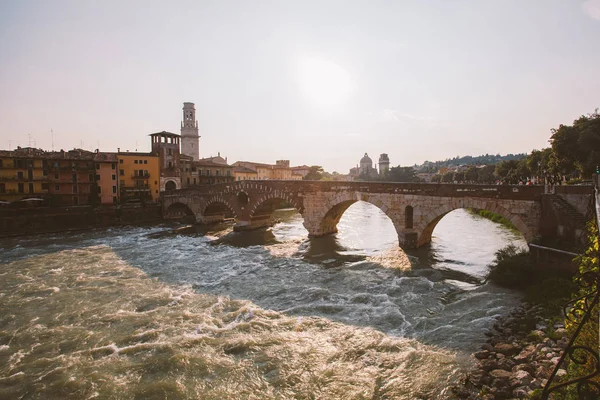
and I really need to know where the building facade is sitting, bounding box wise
[150,131,181,191]
[180,102,200,161]
[378,153,390,176]
[94,152,118,205]
[116,152,160,203]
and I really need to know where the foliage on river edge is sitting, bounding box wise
[469,209,518,232]
[558,222,599,399]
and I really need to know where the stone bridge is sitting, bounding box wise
[161,181,594,249]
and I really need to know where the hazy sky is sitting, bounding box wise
[1,0,599,172]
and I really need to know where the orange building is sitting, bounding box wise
[94,152,118,205]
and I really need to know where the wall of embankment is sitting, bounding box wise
[0,204,163,237]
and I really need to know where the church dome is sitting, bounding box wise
[360,153,372,165]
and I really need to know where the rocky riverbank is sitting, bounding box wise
[452,303,569,399]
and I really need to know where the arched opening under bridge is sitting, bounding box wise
[165,202,195,223]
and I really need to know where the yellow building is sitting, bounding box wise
[0,147,49,203]
[116,152,160,203]
[232,160,301,181]
[233,166,258,181]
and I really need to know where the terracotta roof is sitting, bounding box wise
[233,166,258,173]
[195,160,234,168]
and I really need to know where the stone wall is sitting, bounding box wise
[0,204,162,237]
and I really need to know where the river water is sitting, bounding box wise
[0,204,527,399]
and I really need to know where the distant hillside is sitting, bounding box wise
[415,153,527,171]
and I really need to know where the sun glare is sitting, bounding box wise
[298,58,352,107]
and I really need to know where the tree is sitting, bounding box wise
[477,165,496,184]
[382,166,421,182]
[550,110,600,178]
[464,166,478,183]
[303,165,324,180]
[442,171,454,183]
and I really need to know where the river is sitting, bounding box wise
[0,203,527,399]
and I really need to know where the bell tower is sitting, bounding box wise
[180,102,200,161]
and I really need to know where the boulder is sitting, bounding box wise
[494,343,520,356]
[474,350,490,360]
[510,370,533,388]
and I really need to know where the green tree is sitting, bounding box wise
[550,110,600,178]
[477,165,496,183]
[463,166,478,183]
[441,171,454,183]
[303,166,324,180]
[383,166,421,182]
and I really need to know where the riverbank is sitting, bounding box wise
[0,203,163,237]
[451,301,569,399]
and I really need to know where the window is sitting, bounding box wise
[119,169,124,176]
[18,183,24,193]
[17,171,24,179]
[72,185,78,194]
[216,170,220,176]
[54,173,59,179]
[134,160,138,164]
[120,180,125,187]
[168,161,172,169]
[111,163,116,169]
[89,174,94,182]
[28,183,34,193]
[41,183,49,190]
[405,206,414,229]
[227,170,231,176]
[144,160,147,164]
[95,174,101,181]
[112,174,116,180]
[95,163,100,170]
[72,173,77,182]
[42,169,48,176]
[98,186,102,194]
[168,149,172,156]
[193,178,196,184]
[53,161,59,168]
[54,184,60,191]
[119,159,123,164]
[112,186,117,194]
[187,178,190,185]
[0,183,4,193]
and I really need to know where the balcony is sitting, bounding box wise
[132,173,150,179]
[0,175,51,182]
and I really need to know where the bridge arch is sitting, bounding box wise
[306,194,403,239]
[164,202,195,222]
[415,199,533,247]
[201,197,238,224]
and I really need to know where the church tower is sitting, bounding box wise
[180,102,200,161]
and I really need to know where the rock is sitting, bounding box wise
[513,363,536,375]
[554,327,567,337]
[529,378,542,389]
[474,350,490,360]
[513,387,528,398]
[494,343,520,356]
[481,343,494,352]
[498,358,516,371]
[536,322,548,330]
[480,359,499,372]
[556,369,567,377]
[529,330,545,341]
[490,369,512,388]
[510,370,533,387]
[553,322,565,329]
[514,345,536,364]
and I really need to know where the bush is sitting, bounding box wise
[487,245,537,288]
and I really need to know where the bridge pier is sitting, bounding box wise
[233,215,274,232]
[397,229,418,249]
